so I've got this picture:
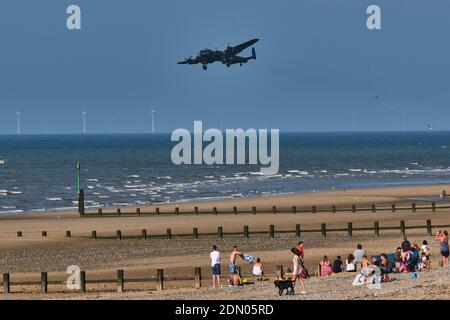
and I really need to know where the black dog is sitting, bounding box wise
[274,280,295,296]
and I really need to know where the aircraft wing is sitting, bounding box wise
[228,38,259,56]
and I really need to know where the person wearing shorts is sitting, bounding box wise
[229,245,242,275]
[436,231,449,267]
[210,245,221,288]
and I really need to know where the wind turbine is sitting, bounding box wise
[16,112,21,135]
[151,110,156,133]
[81,111,87,134]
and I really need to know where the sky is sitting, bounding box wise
[0,0,449,134]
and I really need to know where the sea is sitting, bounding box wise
[1,132,450,214]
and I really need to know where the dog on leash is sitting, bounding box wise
[274,279,295,296]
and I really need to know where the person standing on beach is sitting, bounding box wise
[210,245,221,288]
[229,245,242,275]
[353,244,366,271]
[291,247,306,294]
[435,230,449,267]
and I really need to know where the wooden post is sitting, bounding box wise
[98,208,103,215]
[371,204,376,213]
[391,204,396,212]
[312,205,316,213]
[66,230,71,238]
[412,203,416,212]
[270,225,275,238]
[374,221,380,237]
[78,188,85,216]
[244,225,249,238]
[116,230,122,240]
[194,267,202,289]
[156,207,160,215]
[136,208,141,215]
[194,206,199,215]
[91,230,97,239]
[175,207,180,215]
[117,208,121,216]
[42,231,47,237]
[432,202,436,212]
[3,273,10,293]
[295,224,301,238]
[166,228,172,239]
[347,223,353,237]
[276,265,284,278]
[213,207,218,215]
[252,206,256,215]
[193,228,198,239]
[233,206,238,215]
[321,223,327,237]
[17,231,22,237]
[292,206,297,214]
[272,206,277,214]
[80,271,86,293]
[156,269,164,291]
[117,269,124,293]
[351,205,356,213]
[142,229,147,240]
[400,220,406,237]
[218,226,223,238]
[41,272,48,294]
[426,219,432,236]
[331,205,336,213]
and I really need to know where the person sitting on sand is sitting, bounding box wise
[419,252,429,271]
[229,245,242,275]
[346,254,356,272]
[319,255,333,276]
[371,256,381,267]
[332,256,343,273]
[231,270,241,287]
[401,236,412,258]
[435,230,449,267]
[252,257,264,280]
[291,247,306,294]
[380,253,392,274]
[353,244,366,271]
[361,255,372,270]
[395,247,402,272]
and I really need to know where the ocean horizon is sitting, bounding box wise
[1,131,450,214]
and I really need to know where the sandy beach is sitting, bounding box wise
[1,184,450,300]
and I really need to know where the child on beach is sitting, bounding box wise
[319,255,333,276]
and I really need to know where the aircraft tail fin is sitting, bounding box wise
[252,47,256,60]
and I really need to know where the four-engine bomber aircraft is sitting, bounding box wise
[177,38,259,70]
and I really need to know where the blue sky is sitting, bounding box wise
[0,0,449,134]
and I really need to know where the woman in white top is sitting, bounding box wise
[252,257,264,276]
[291,247,306,294]
[346,254,356,272]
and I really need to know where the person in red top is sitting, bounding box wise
[296,241,305,260]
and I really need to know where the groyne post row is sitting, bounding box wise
[15,220,445,240]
